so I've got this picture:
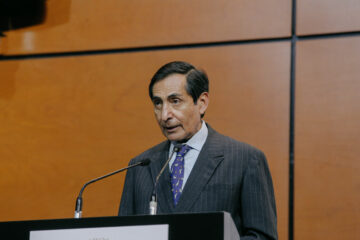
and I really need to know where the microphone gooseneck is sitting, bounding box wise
[74,158,150,219]
[149,144,182,215]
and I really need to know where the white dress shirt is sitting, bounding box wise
[168,121,208,190]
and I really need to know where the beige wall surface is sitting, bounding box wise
[295,37,360,240]
[297,0,360,35]
[0,42,290,240]
[1,0,291,55]
[1,0,360,239]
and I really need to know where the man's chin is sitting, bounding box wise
[164,132,185,142]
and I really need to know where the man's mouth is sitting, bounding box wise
[164,125,180,132]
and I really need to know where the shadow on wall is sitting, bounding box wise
[0,0,47,36]
[0,0,71,37]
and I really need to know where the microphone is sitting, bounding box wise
[149,144,182,215]
[74,158,150,218]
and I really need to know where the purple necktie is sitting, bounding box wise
[170,144,191,205]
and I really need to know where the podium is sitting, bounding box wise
[0,212,240,240]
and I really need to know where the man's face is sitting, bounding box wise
[151,74,208,142]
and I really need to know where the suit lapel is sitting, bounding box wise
[175,127,224,212]
[157,161,177,212]
[149,141,175,213]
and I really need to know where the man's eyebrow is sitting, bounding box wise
[168,93,182,99]
[151,96,161,101]
[152,93,182,102]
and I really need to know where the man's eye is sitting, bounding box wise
[153,100,162,107]
[171,98,180,104]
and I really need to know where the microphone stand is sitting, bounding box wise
[74,159,150,218]
[149,144,182,215]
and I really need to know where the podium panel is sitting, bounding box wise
[30,225,169,240]
[0,212,239,240]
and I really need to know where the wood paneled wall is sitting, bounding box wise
[0,44,290,240]
[295,1,360,240]
[295,37,360,239]
[1,1,359,240]
[1,0,291,54]
[297,0,360,35]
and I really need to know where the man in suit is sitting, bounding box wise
[119,61,277,240]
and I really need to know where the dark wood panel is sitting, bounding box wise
[1,0,291,55]
[0,42,290,239]
[297,0,360,35]
[295,37,360,239]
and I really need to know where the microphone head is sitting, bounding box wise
[173,144,183,153]
[140,158,151,166]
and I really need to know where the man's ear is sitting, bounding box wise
[197,92,209,115]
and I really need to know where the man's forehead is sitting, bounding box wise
[152,74,187,96]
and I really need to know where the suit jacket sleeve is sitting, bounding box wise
[240,149,278,240]
[118,159,135,216]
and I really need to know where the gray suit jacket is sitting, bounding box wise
[119,125,277,240]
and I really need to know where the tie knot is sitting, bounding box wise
[177,144,191,157]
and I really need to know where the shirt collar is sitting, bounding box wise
[170,121,208,152]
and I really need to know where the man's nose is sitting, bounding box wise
[161,103,173,121]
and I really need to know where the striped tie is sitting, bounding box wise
[170,144,191,205]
